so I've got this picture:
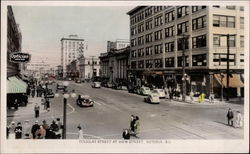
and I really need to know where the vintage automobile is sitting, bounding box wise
[138,86,151,96]
[56,83,65,91]
[76,95,94,107]
[144,90,160,104]
[75,78,81,83]
[45,89,55,98]
[154,88,166,98]
[92,82,101,88]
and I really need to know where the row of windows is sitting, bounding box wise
[130,54,207,69]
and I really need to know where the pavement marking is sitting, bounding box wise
[67,103,75,115]
[95,101,102,106]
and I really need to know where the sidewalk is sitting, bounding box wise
[7,96,47,124]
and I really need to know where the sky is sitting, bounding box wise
[12,6,134,67]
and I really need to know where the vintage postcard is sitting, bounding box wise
[1,0,249,153]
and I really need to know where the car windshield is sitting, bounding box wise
[151,90,158,93]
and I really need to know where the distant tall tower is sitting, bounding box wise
[60,35,84,77]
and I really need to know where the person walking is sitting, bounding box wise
[130,115,136,135]
[34,103,40,118]
[23,120,31,139]
[190,91,194,103]
[77,126,83,139]
[8,121,16,139]
[15,122,22,139]
[227,108,234,126]
[14,99,19,110]
[134,116,140,138]
[235,111,243,128]
[31,120,40,139]
[31,87,35,98]
[46,99,50,112]
[122,129,130,140]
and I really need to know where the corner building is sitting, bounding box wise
[127,6,244,98]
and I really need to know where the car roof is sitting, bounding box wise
[81,95,90,98]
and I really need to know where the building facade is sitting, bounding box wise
[107,39,130,52]
[26,61,51,79]
[7,6,22,77]
[127,6,244,98]
[99,47,130,84]
[60,35,85,77]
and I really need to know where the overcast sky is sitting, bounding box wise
[12,6,133,67]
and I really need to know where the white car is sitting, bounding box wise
[154,89,166,98]
[92,82,101,88]
[138,86,151,96]
[144,90,160,104]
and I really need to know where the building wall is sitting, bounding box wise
[61,35,85,77]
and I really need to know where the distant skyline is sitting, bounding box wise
[12,6,133,67]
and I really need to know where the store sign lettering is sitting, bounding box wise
[10,52,30,63]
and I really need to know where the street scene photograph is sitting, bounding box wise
[1,1,249,153]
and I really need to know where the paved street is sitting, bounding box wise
[7,81,244,140]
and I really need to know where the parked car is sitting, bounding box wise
[45,89,55,98]
[57,83,65,91]
[76,95,94,107]
[92,82,101,88]
[138,86,151,96]
[75,78,81,83]
[144,90,160,104]
[154,89,166,98]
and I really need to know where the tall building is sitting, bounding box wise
[60,35,85,77]
[127,6,244,98]
[107,39,130,52]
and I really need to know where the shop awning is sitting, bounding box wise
[7,76,28,94]
[214,74,244,88]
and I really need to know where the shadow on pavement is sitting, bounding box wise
[214,121,230,127]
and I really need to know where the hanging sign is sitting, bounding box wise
[9,52,30,63]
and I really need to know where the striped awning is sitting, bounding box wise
[214,74,244,88]
[7,76,28,94]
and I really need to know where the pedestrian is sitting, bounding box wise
[190,91,194,103]
[227,108,234,126]
[56,118,62,130]
[35,125,46,139]
[36,86,40,97]
[235,111,243,128]
[122,129,130,140]
[45,127,56,139]
[42,120,49,130]
[31,120,40,139]
[77,126,83,139]
[8,121,16,139]
[134,116,140,138]
[15,122,22,139]
[23,120,31,139]
[31,87,35,98]
[34,103,40,118]
[46,99,50,112]
[209,94,214,104]
[50,120,59,132]
[130,115,136,135]
[14,99,19,110]
[23,94,28,106]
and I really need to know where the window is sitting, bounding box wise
[240,54,244,63]
[240,17,244,29]
[145,33,153,43]
[131,39,136,47]
[226,6,236,10]
[146,60,153,68]
[192,6,206,13]
[192,54,207,66]
[192,35,206,48]
[177,56,189,67]
[154,44,163,54]
[177,21,189,34]
[213,15,235,28]
[138,60,144,69]
[131,27,136,36]
[165,26,175,37]
[240,6,244,11]
[154,59,163,68]
[138,36,144,45]
[145,7,153,18]
[131,61,137,69]
[145,19,153,30]
[192,16,206,30]
[154,30,163,41]
[213,34,236,47]
[213,5,220,8]
[165,42,175,52]
[213,53,236,66]
[138,23,144,33]
[154,6,163,13]
[145,46,153,55]
[240,36,244,48]
[177,38,189,50]
[177,6,189,18]
[131,50,136,58]
[165,57,175,67]
[154,15,163,27]
[165,11,175,23]
[138,48,144,57]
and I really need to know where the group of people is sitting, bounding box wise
[7,118,63,139]
[123,115,140,140]
[227,108,243,128]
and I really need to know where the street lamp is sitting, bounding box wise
[181,73,190,102]
[55,81,76,139]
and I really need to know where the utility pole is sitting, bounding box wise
[226,34,230,101]
[181,34,189,102]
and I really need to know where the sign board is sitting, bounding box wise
[10,52,30,63]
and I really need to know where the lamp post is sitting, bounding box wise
[181,73,190,102]
[220,73,225,102]
[55,81,76,139]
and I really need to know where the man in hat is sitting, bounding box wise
[227,108,234,126]
[15,122,22,139]
[31,120,40,139]
[34,103,40,118]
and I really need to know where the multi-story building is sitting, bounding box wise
[26,61,51,79]
[107,39,130,52]
[60,35,85,77]
[99,46,130,84]
[127,6,244,98]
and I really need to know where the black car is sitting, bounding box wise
[76,95,94,107]
[57,83,65,91]
[45,89,55,98]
